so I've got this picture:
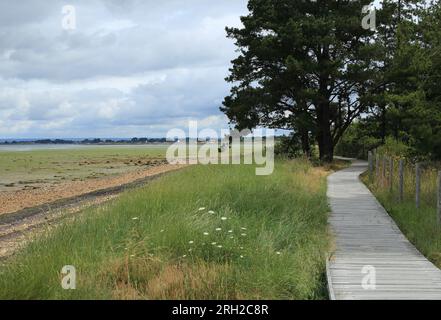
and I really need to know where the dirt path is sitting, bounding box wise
[0,163,187,260]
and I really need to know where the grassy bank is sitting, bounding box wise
[362,161,441,267]
[0,159,331,300]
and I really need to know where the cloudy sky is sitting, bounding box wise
[0,0,248,139]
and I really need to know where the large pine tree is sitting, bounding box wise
[222,0,384,161]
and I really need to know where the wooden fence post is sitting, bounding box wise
[416,163,421,209]
[376,155,380,181]
[438,171,441,224]
[389,157,393,192]
[368,151,373,180]
[399,159,404,202]
[382,157,387,186]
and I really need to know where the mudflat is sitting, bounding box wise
[0,146,182,215]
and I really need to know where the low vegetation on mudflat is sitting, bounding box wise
[0,159,332,300]
[0,146,167,191]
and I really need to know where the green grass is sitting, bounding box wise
[0,146,167,191]
[362,160,441,267]
[0,159,331,300]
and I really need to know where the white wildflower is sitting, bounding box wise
[221,217,227,221]
[216,228,222,231]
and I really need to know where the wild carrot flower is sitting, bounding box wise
[132,217,139,220]
[221,217,227,221]
[198,207,206,211]
[208,210,215,214]
[189,241,194,244]
[228,230,233,233]
[216,228,222,231]
[241,233,247,236]
[203,232,209,236]
[211,242,217,245]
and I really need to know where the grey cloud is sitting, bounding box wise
[0,0,247,138]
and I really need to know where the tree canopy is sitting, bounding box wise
[222,0,441,162]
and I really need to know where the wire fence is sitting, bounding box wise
[367,150,441,223]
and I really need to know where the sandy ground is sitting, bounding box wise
[0,163,186,216]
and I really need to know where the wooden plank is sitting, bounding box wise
[327,160,441,300]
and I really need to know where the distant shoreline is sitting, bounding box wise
[0,138,171,145]
[0,137,231,145]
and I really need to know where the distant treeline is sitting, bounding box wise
[1,136,275,145]
[0,138,169,145]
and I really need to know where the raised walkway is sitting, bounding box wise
[327,160,441,299]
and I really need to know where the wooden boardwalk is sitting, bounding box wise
[327,160,441,300]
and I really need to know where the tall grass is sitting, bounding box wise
[362,157,441,267]
[0,159,331,300]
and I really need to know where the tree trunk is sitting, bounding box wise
[317,102,334,162]
[299,127,311,157]
[318,129,334,162]
[316,47,333,162]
